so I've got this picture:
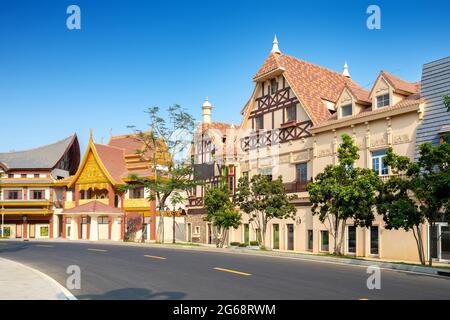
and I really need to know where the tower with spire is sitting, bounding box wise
[202,97,212,124]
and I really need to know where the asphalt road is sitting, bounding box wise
[0,240,449,300]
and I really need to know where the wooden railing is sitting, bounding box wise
[283,179,311,193]
[240,120,313,151]
[187,196,203,207]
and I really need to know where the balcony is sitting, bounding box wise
[283,179,311,193]
[240,120,313,151]
[124,198,151,208]
[187,196,203,207]
[0,199,51,207]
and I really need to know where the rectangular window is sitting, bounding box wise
[130,187,145,199]
[321,230,329,252]
[6,190,21,200]
[296,163,308,182]
[254,115,264,130]
[376,94,390,108]
[259,167,272,181]
[194,226,200,235]
[98,216,109,224]
[7,174,13,178]
[286,105,297,122]
[347,225,356,253]
[307,230,313,250]
[21,174,26,178]
[40,226,49,237]
[370,226,379,255]
[372,149,389,176]
[30,190,45,200]
[270,79,278,94]
[341,104,352,117]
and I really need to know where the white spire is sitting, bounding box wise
[342,61,351,78]
[202,97,212,124]
[271,34,281,54]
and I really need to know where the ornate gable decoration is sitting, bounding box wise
[68,141,117,190]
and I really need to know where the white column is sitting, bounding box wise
[70,217,77,240]
[90,216,99,241]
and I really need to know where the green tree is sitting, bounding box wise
[308,134,381,255]
[379,142,450,266]
[444,95,450,112]
[123,105,199,243]
[204,184,241,248]
[235,174,296,249]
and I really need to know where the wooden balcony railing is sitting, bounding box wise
[283,179,311,193]
[187,196,203,207]
[240,120,313,151]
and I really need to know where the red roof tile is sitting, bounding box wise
[62,200,123,214]
[381,70,420,94]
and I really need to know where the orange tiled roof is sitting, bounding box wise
[253,53,362,124]
[62,200,123,214]
[381,70,420,95]
[94,143,127,184]
[313,93,423,129]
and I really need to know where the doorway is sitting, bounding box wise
[273,224,280,249]
[243,223,249,245]
[431,223,450,262]
[287,224,294,250]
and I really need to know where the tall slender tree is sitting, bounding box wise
[308,134,381,255]
[123,105,199,243]
[235,174,296,249]
[204,183,241,248]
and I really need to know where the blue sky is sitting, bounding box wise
[1,0,449,152]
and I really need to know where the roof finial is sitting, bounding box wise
[89,128,93,142]
[342,61,351,78]
[271,34,281,54]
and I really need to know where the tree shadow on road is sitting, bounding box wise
[76,287,186,300]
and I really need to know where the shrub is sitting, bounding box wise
[238,243,248,247]
[230,242,240,246]
[249,241,259,246]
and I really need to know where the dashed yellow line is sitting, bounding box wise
[213,267,252,276]
[359,298,369,300]
[144,254,166,260]
[87,248,108,252]
[36,244,55,248]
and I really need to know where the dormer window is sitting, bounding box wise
[376,94,390,108]
[270,79,278,94]
[341,104,352,117]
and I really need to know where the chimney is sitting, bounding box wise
[202,97,212,124]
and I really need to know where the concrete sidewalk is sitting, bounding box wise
[0,257,76,300]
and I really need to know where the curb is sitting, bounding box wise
[0,257,77,300]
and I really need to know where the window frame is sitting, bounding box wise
[371,149,389,176]
[286,105,297,122]
[295,163,308,183]
[341,103,353,117]
[254,115,264,130]
[376,93,390,108]
[320,230,329,252]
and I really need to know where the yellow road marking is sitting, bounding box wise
[144,254,166,260]
[87,248,108,252]
[213,267,252,276]
[359,298,369,300]
[36,244,54,248]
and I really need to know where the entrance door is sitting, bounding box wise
[16,224,22,238]
[432,224,450,261]
[187,223,192,242]
[287,224,294,250]
[243,224,249,245]
[273,224,280,249]
[207,223,212,244]
[29,224,36,238]
[98,216,109,240]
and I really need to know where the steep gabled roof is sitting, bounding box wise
[0,134,79,170]
[381,70,420,94]
[252,53,362,125]
[341,80,371,104]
